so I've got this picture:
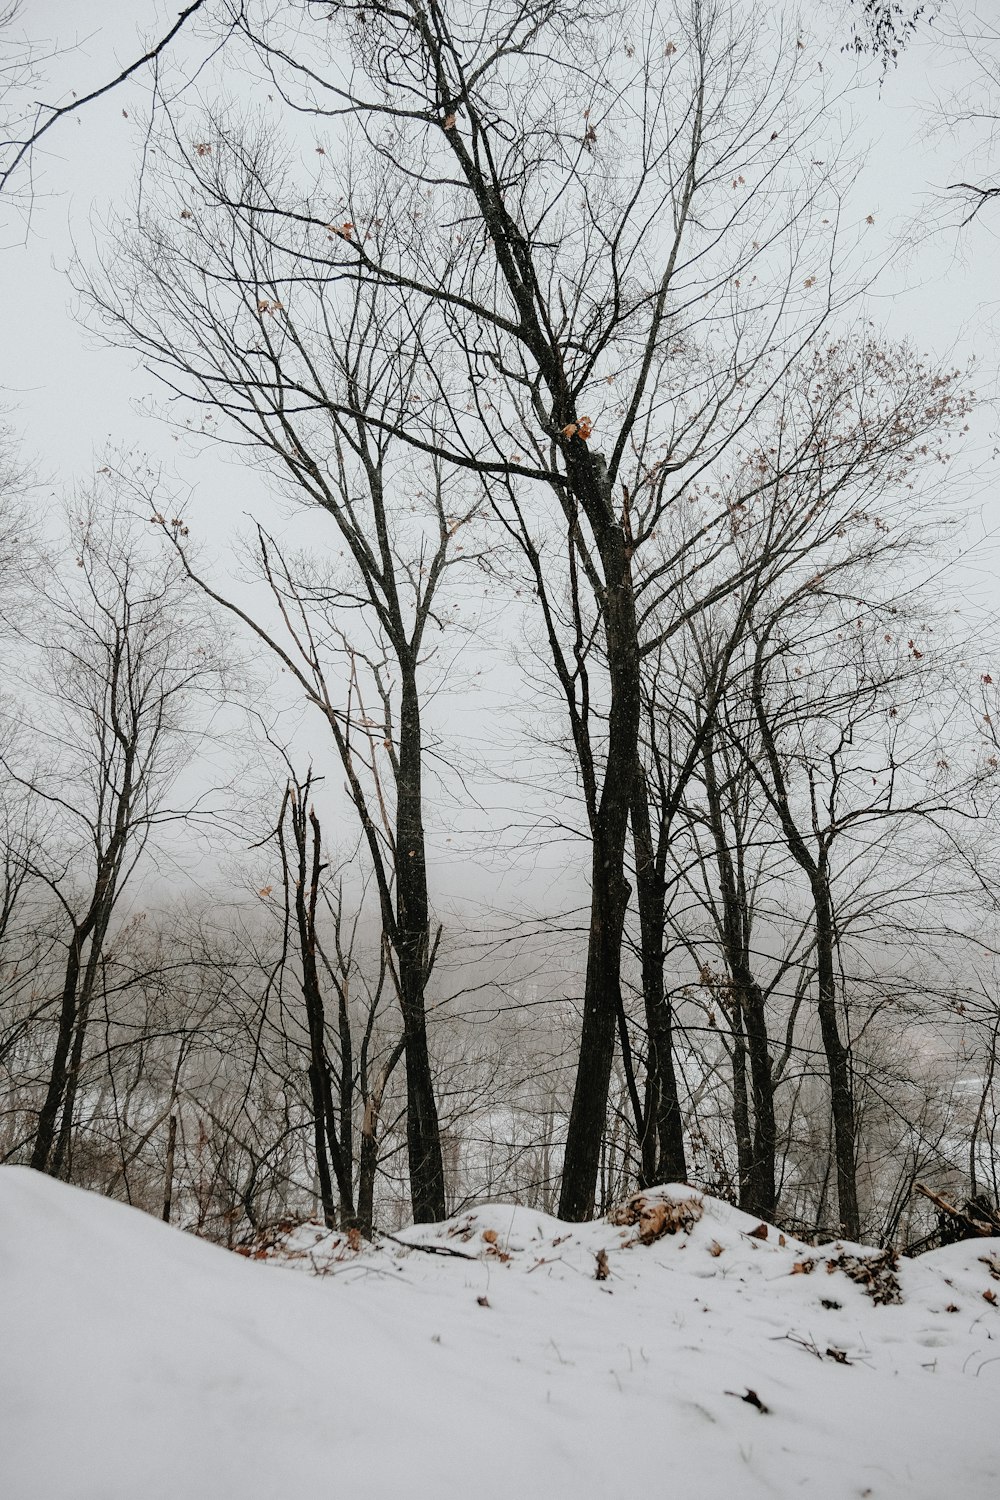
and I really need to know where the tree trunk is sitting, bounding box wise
[559,519,641,1221]
[702,729,777,1220]
[288,786,357,1229]
[29,933,85,1173]
[813,862,860,1239]
[162,1113,178,1224]
[728,1005,753,1208]
[742,980,778,1223]
[395,666,446,1222]
[357,1101,379,1240]
[631,781,687,1187]
[51,903,114,1180]
[751,647,857,1238]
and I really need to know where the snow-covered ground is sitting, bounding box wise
[3,1167,999,1499]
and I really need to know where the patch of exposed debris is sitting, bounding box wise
[978,1252,1000,1281]
[608,1190,704,1244]
[234,1216,363,1265]
[792,1246,903,1306]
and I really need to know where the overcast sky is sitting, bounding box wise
[3,0,999,925]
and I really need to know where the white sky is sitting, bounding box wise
[2,0,999,922]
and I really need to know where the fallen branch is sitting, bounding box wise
[916,1183,1000,1239]
[380,1231,479,1261]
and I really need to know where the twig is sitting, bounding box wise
[380,1231,479,1260]
[2,1,210,196]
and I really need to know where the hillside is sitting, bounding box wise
[3,1167,998,1499]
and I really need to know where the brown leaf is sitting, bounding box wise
[747,1222,769,1240]
[595,1248,610,1281]
[482,1228,498,1244]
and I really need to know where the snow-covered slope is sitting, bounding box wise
[2,1167,998,1500]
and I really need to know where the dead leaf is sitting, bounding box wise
[482,1228,498,1244]
[726,1387,770,1414]
[608,1191,703,1243]
[595,1249,610,1281]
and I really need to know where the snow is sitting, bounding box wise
[2,1168,999,1499]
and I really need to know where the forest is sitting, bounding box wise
[2,0,999,1259]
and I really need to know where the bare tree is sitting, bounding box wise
[85,275,476,1220]
[0,0,215,217]
[87,0,894,1219]
[2,484,225,1176]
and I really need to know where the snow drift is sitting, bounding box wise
[2,1166,999,1499]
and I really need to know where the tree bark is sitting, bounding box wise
[812,858,860,1239]
[751,646,858,1238]
[631,779,687,1187]
[286,783,357,1230]
[559,518,641,1221]
[702,727,777,1221]
[29,933,85,1173]
[395,665,446,1222]
[162,1113,178,1224]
